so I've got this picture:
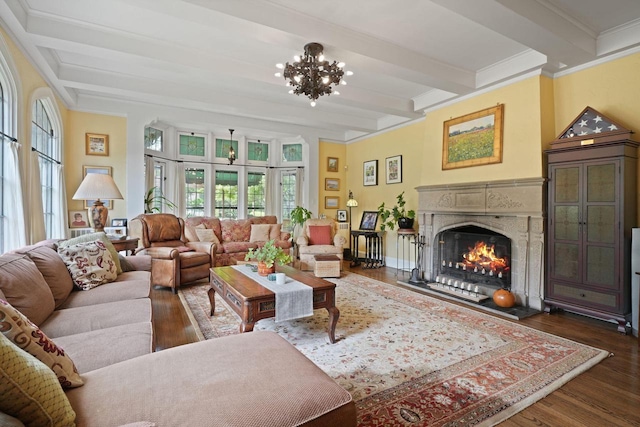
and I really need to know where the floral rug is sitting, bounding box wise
[178,272,609,426]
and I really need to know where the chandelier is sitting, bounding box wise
[227,129,236,165]
[275,42,352,107]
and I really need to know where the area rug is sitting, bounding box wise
[179,272,609,426]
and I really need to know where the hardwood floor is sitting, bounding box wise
[151,263,640,426]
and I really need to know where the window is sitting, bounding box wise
[281,170,297,230]
[282,143,302,162]
[144,127,163,151]
[32,99,58,238]
[150,162,167,212]
[179,133,205,157]
[0,81,5,250]
[248,140,268,162]
[214,170,238,219]
[216,137,237,161]
[247,171,265,217]
[185,168,205,217]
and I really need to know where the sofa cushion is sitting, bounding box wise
[59,232,122,274]
[249,224,271,242]
[58,276,150,310]
[194,228,220,244]
[53,322,153,374]
[222,241,258,254]
[184,224,199,242]
[0,334,76,427]
[58,240,118,290]
[0,299,83,388]
[269,223,282,240]
[0,253,55,326]
[221,219,251,242]
[65,332,355,427]
[40,299,152,339]
[249,215,278,225]
[308,225,332,245]
[15,245,74,309]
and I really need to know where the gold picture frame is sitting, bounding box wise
[442,104,504,170]
[325,178,340,191]
[86,133,109,156]
[325,196,339,209]
[327,157,339,172]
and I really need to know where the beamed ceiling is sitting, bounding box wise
[1,0,640,142]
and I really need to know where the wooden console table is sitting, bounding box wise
[350,230,384,269]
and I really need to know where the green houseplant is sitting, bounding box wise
[377,191,416,231]
[290,206,312,236]
[144,187,177,213]
[245,239,293,275]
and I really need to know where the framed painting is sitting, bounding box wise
[325,178,340,191]
[442,104,504,170]
[327,157,339,172]
[82,166,113,209]
[363,160,378,186]
[337,209,347,222]
[86,133,109,156]
[325,196,339,209]
[69,210,89,228]
[359,211,378,230]
[385,155,402,184]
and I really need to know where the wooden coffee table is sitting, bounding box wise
[209,264,340,343]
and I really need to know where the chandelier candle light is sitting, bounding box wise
[276,42,353,107]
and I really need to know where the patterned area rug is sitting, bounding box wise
[179,272,609,426]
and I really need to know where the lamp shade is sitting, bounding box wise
[72,173,123,201]
[346,198,358,207]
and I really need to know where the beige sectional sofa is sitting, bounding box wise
[183,215,292,266]
[0,236,356,426]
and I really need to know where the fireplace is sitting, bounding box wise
[415,178,545,311]
[437,226,511,290]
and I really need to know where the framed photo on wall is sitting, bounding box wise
[442,104,504,170]
[86,133,109,156]
[359,211,378,230]
[385,155,402,184]
[363,160,378,186]
[325,178,340,191]
[325,196,339,209]
[337,209,347,222]
[327,157,339,172]
[82,166,113,209]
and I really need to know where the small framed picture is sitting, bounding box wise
[327,157,339,172]
[337,209,347,222]
[385,155,402,184]
[363,160,378,186]
[325,178,340,191]
[359,211,379,230]
[325,196,339,209]
[86,133,109,156]
[69,210,89,228]
[111,218,127,227]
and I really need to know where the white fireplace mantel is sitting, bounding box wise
[416,178,546,311]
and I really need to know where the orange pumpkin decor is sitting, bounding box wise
[493,288,516,308]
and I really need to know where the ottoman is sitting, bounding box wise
[314,254,341,278]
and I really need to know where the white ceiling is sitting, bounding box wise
[1,0,640,142]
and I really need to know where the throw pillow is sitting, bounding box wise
[0,334,77,426]
[0,299,83,388]
[269,224,282,240]
[0,253,55,326]
[195,228,221,244]
[17,245,74,309]
[58,240,118,290]
[249,224,271,242]
[58,232,122,274]
[184,224,200,242]
[308,225,332,245]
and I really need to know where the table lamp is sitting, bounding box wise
[346,190,358,259]
[72,173,123,232]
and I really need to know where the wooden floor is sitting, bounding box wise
[151,263,640,427]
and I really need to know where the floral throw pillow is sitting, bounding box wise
[58,240,117,290]
[0,299,83,388]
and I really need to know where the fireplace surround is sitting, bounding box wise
[416,178,546,311]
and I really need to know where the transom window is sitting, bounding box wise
[215,137,238,160]
[248,140,268,162]
[179,133,205,157]
[145,127,163,151]
[282,143,302,162]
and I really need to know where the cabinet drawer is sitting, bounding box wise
[549,282,620,311]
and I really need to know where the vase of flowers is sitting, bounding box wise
[245,239,293,276]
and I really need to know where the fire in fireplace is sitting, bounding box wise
[437,226,511,289]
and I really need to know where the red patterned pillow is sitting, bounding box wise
[308,225,332,245]
[0,299,83,388]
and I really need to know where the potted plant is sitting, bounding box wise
[377,191,416,231]
[144,187,177,213]
[245,239,293,275]
[290,206,312,237]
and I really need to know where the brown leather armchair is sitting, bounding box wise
[129,213,215,293]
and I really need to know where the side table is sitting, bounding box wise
[350,230,384,269]
[110,237,139,255]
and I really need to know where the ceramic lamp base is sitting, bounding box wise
[89,201,109,232]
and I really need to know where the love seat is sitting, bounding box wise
[183,215,292,266]
[0,236,356,426]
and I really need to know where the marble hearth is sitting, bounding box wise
[415,178,546,311]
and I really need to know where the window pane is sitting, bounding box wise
[215,138,238,160]
[145,127,163,151]
[179,134,205,157]
[185,168,205,217]
[248,141,268,162]
[247,172,265,217]
[282,144,302,162]
[0,82,4,251]
[32,99,57,238]
[281,171,296,231]
[215,170,238,219]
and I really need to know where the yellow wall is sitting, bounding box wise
[318,141,347,219]
[66,111,128,220]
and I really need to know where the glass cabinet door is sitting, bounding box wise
[550,165,581,283]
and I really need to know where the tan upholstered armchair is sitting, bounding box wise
[129,213,215,293]
[296,218,346,271]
